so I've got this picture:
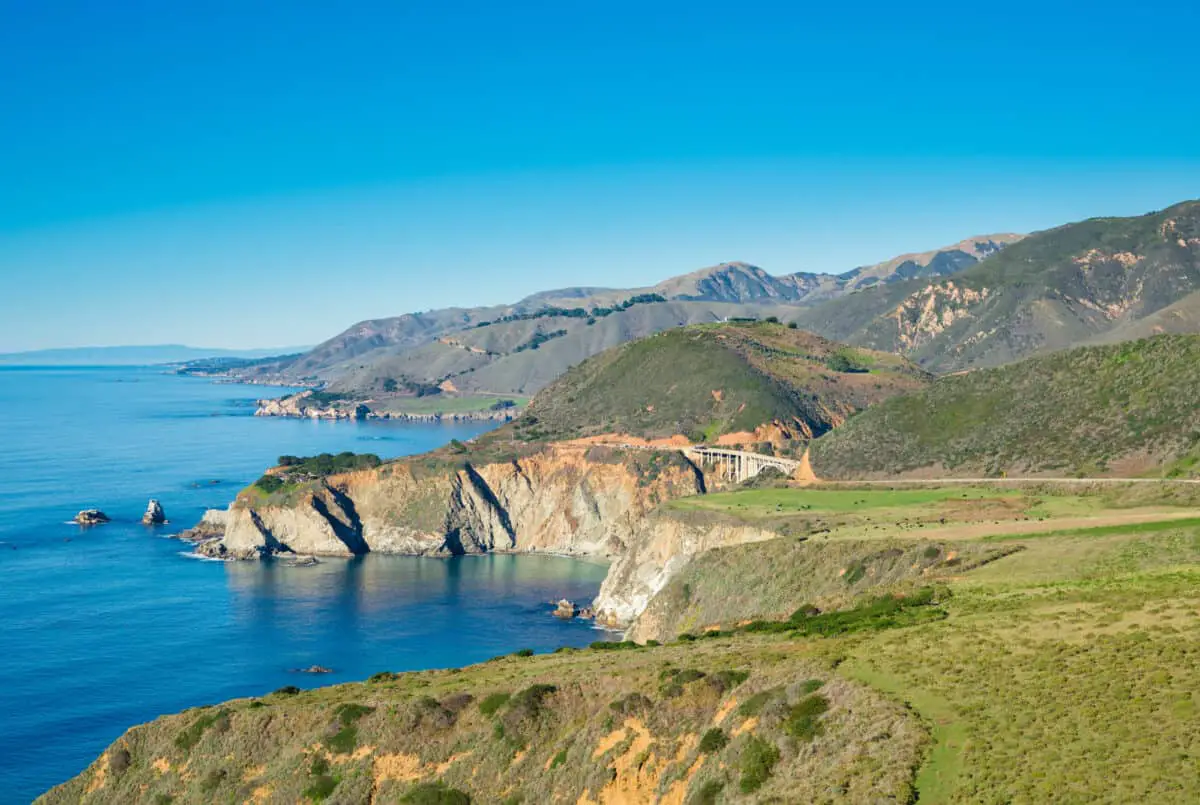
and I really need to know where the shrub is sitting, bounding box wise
[699,728,728,753]
[109,747,131,775]
[327,703,374,754]
[785,694,830,741]
[738,688,783,717]
[174,709,228,751]
[401,781,471,804]
[254,474,286,494]
[799,678,824,695]
[479,692,511,716]
[739,735,781,793]
[609,693,652,715]
[273,685,301,696]
[304,774,339,801]
[198,768,226,793]
[591,640,639,651]
[513,648,534,657]
[440,693,475,713]
[550,748,568,768]
[369,671,399,683]
[691,780,725,805]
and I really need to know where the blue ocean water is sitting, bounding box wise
[0,367,611,803]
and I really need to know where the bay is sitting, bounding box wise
[0,367,609,803]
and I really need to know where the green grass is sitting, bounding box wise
[669,485,1008,515]
[379,395,527,416]
[811,334,1200,478]
[981,515,1200,542]
[517,321,927,442]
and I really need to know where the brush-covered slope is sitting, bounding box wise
[796,200,1200,371]
[517,321,930,443]
[231,234,1017,393]
[810,334,1200,478]
[39,637,927,805]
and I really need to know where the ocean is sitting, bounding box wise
[0,367,610,803]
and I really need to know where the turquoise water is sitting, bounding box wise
[0,367,610,803]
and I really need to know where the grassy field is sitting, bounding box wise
[648,482,1200,803]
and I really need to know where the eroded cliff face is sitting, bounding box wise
[590,515,776,628]
[196,446,789,627]
[207,446,686,551]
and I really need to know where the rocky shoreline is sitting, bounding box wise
[176,446,775,632]
[255,391,520,422]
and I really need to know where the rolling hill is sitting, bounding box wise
[808,334,1200,478]
[229,234,1019,399]
[795,200,1200,371]
[513,321,930,443]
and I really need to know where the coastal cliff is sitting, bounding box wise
[194,445,761,625]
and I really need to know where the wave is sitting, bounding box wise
[177,551,227,562]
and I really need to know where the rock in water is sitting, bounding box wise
[141,499,167,525]
[74,509,110,526]
[553,599,579,619]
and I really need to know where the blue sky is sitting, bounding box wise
[3,1,1198,351]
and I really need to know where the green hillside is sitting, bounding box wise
[809,335,1200,478]
[796,200,1200,371]
[45,483,1200,804]
[515,321,930,443]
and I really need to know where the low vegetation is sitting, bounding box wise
[811,334,1200,478]
[251,452,383,494]
[519,321,929,442]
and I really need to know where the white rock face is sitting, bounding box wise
[142,499,167,525]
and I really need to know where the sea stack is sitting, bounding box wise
[74,509,110,526]
[141,499,167,525]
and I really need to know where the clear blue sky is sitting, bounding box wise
[3,0,1198,351]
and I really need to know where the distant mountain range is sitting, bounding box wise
[160,198,1200,404]
[794,200,1200,371]
[229,232,1027,398]
[0,344,309,366]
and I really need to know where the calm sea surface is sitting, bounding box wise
[0,367,610,803]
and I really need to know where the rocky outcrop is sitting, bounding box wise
[197,446,705,564]
[141,499,166,525]
[591,516,776,628]
[74,509,110,526]
[175,509,228,544]
[193,446,772,627]
[255,391,520,422]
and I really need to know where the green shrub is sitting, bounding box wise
[739,735,781,793]
[591,640,639,651]
[253,474,286,493]
[174,709,228,751]
[738,688,782,717]
[401,782,471,804]
[369,671,398,683]
[785,694,829,741]
[513,648,534,657]
[550,748,568,768]
[273,686,300,696]
[699,728,728,753]
[690,779,724,805]
[478,692,511,716]
[799,678,824,694]
[304,774,339,801]
[327,703,374,754]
